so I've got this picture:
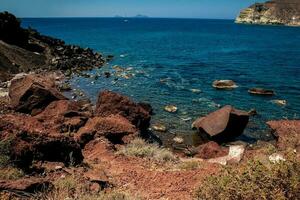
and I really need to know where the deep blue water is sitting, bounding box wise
[22,18,300,145]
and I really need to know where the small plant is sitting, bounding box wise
[117,138,177,162]
[195,151,300,200]
[178,160,201,170]
[0,167,24,180]
[0,137,13,167]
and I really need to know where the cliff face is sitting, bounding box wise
[236,0,300,26]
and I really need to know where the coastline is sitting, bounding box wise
[0,12,299,199]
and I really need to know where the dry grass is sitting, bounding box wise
[0,167,24,180]
[177,160,202,171]
[34,175,140,200]
[195,151,300,200]
[0,137,13,167]
[117,138,177,162]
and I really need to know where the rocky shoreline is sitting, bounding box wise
[0,12,299,200]
[235,0,300,27]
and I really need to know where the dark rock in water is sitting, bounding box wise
[0,113,83,169]
[104,72,111,78]
[248,88,275,96]
[9,74,67,115]
[248,108,258,116]
[267,120,300,150]
[76,115,138,146]
[192,105,249,143]
[195,141,229,159]
[0,178,53,194]
[236,0,300,26]
[95,90,151,131]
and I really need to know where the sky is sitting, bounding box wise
[0,0,262,19]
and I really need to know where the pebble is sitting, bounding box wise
[190,89,202,93]
[269,153,286,163]
[152,123,167,132]
[173,137,184,144]
[271,99,287,106]
[164,105,178,113]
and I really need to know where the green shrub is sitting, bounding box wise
[195,152,300,200]
[178,160,201,170]
[0,137,13,167]
[117,138,177,162]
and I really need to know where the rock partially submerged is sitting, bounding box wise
[9,74,67,115]
[95,90,151,131]
[212,80,238,89]
[192,105,249,143]
[267,120,300,150]
[248,88,275,96]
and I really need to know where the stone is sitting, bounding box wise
[195,141,229,159]
[0,178,52,194]
[152,123,167,132]
[76,115,138,145]
[192,105,249,143]
[271,99,287,106]
[95,90,151,131]
[267,120,300,150]
[212,80,238,89]
[208,144,245,165]
[173,136,184,144]
[164,105,178,113]
[269,153,286,163]
[0,113,83,169]
[8,74,67,115]
[190,89,202,93]
[248,88,275,96]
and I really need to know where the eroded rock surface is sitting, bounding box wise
[236,0,300,26]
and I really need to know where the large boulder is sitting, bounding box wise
[192,105,249,143]
[76,115,138,146]
[9,74,67,115]
[0,113,83,169]
[35,100,91,133]
[95,90,151,131]
[267,120,300,150]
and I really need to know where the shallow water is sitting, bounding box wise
[22,18,300,145]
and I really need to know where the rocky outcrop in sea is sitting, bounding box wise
[236,0,300,26]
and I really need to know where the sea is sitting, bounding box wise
[21,18,300,146]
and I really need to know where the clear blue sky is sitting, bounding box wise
[1,0,262,19]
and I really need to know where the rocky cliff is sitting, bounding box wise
[236,0,300,26]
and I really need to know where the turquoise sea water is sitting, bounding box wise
[22,18,300,145]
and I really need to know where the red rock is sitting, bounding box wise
[95,90,151,131]
[83,139,114,163]
[76,115,138,145]
[192,105,249,143]
[0,178,52,193]
[267,120,300,150]
[35,100,89,133]
[0,113,83,168]
[195,141,229,159]
[8,74,67,115]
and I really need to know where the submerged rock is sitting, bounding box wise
[164,105,178,113]
[152,123,167,132]
[248,88,275,96]
[9,74,67,115]
[271,99,287,106]
[95,90,151,131]
[192,105,249,143]
[212,80,238,89]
